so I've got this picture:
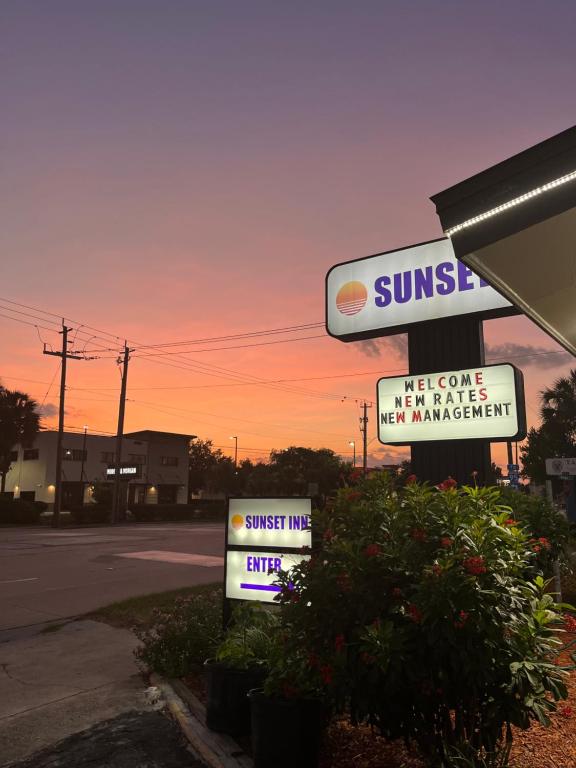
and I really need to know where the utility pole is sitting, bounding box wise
[230,436,238,469]
[359,402,372,475]
[43,322,82,527]
[79,425,88,503]
[111,343,131,524]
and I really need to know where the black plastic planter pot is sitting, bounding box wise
[248,689,325,768]
[204,661,266,736]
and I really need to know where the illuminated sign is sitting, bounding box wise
[224,497,312,606]
[377,363,526,445]
[326,238,514,341]
[106,466,139,477]
[227,498,312,549]
[225,549,310,604]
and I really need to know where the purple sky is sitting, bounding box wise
[2,1,575,466]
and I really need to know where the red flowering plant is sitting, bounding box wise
[269,473,573,768]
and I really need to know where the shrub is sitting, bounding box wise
[0,499,41,524]
[272,475,571,768]
[135,587,223,677]
[130,502,227,523]
[69,505,111,524]
[216,602,278,670]
[496,487,571,575]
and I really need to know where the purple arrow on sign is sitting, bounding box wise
[240,583,281,592]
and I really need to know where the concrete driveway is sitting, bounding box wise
[0,523,225,765]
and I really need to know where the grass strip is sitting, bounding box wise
[89,583,222,630]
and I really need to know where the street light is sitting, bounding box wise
[230,436,238,469]
[349,440,356,467]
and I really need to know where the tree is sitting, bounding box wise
[188,438,242,496]
[521,370,576,484]
[189,439,223,494]
[268,446,347,497]
[0,385,41,493]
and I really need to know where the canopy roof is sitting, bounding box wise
[431,126,576,356]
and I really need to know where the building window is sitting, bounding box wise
[19,490,35,501]
[63,448,87,462]
[129,454,146,465]
[23,449,39,461]
[9,450,18,462]
[101,452,115,463]
[160,456,179,467]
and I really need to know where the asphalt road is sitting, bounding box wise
[0,523,225,632]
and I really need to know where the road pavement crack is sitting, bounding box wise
[1,663,37,687]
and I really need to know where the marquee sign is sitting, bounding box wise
[224,497,312,606]
[326,238,515,342]
[377,363,526,445]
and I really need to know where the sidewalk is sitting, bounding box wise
[0,619,149,764]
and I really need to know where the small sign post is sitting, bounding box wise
[223,497,312,627]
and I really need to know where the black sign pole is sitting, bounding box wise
[407,315,491,486]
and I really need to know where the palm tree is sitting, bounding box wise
[521,369,576,483]
[540,369,576,444]
[0,385,41,493]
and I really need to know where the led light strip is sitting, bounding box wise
[445,169,576,236]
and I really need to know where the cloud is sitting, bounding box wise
[356,334,408,359]
[354,335,571,371]
[485,342,572,369]
[38,403,59,417]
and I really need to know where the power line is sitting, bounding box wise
[0,298,360,401]
[120,333,327,357]
[81,322,325,353]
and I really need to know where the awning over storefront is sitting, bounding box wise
[431,125,576,356]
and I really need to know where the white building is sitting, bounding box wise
[3,429,194,508]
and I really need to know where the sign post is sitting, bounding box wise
[326,238,522,485]
[223,498,312,627]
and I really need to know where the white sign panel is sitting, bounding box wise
[377,364,525,444]
[106,466,138,476]
[227,498,312,549]
[225,549,309,604]
[326,238,513,340]
[545,458,576,476]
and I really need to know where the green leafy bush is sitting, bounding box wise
[497,487,571,574]
[216,602,278,670]
[271,475,572,767]
[0,499,41,524]
[135,588,223,677]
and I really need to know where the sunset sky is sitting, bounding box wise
[2,1,575,469]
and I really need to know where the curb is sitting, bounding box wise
[150,674,252,768]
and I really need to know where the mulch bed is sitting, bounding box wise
[182,630,576,768]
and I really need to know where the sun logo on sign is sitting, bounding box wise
[231,514,244,530]
[336,281,368,316]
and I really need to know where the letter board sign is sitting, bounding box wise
[326,237,516,341]
[377,363,526,445]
